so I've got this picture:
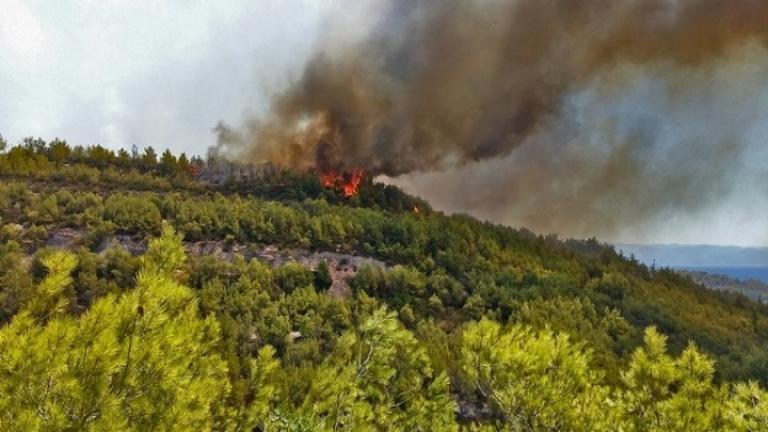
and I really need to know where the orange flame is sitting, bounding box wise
[320,169,364,197]
[320,171,339,188]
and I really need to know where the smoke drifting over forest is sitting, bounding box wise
[216,0,768,242]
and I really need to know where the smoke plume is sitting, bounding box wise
[216,0,768,242]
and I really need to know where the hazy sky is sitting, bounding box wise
[0,0,329,155]
[1,0,766,247]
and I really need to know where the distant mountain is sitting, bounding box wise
[614,243,768,268]
[680,270,768,302]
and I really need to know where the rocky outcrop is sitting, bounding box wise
[44,228,386,298]
[46,228,86,249]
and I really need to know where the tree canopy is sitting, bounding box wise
[0,140,767,430]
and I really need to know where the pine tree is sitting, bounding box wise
[140,146,157,173]
[461,318,613,431]
[159,149,178,176]
[0,224,230,431]
[314,261,333,290]
[295,306,457,431]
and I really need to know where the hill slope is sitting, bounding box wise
[1,140,768,429]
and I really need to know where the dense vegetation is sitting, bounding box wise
[1,136,768,430]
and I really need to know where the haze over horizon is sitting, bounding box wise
[1,0,766,247]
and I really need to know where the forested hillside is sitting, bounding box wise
[1,136,768,430]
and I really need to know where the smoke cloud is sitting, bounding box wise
[216,0,768,243]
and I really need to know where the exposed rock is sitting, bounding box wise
[45,227,86,249]
[455,399,494,423]
[251,246,387,298]
[185,240,251,261]
[295,251,385,298]
[96,234,147,256]
[32,228,387,298]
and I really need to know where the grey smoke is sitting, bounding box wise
[217,0,768,244]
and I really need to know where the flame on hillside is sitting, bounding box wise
[320,169,364,197]
[213,0,768,239]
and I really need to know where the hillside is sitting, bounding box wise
[1,139,768,430]
[680,270,768,302]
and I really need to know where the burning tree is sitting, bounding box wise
[319,169,364,197]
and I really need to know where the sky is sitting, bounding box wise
[0,0,766,247]
[0,0,329,155]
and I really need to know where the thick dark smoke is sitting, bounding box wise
[388,62,767,241]
[216,0,768,242]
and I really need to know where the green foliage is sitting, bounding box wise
[141,221,186,275]
[512,297,632,381]
[220,345,280,431]
[0,224,766,430]
[141,146,158,172]
[47,138,71,163]
[27,251,77,321]
[314,260,333,290]
[274,262,315,294]
[461,321,768,431]
[0,144,768,429]
[461,318,612,430]
[0,241,34,321]
[104,194,162,234]
[158,149,178,176]
[0,228,229,431]
[296,307,457,431]
[620,328,727,431]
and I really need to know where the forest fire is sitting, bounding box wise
[319,169,364,197]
